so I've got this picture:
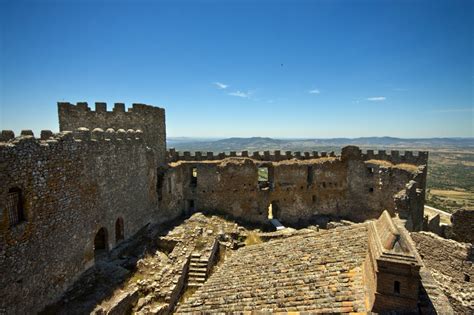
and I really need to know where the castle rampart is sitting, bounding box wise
[160,146,427,229]
[0,102,433,314]
[58,102,166,163]
[167,147,429,166]
[0,124,177,314]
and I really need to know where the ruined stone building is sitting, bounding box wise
[0,102,472,314]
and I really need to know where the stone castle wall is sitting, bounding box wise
[0,128,178,314]
[0,101,432,314]
[167,147,429,166]
[412,232,473,314]
[161,146,427,229]
[450,209,474,244]
[58,102,166,163]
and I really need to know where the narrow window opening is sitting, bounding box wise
[369,187,374,193]
[368,167,374,174]
[322,182,326,188]
[156,169,165,201]
[115,217,124,242]
[268,201,280,220]
[394,281,401,294]
[465,274,470,282]
[190,167,197,187]
[307,166,313,186]
[312,195,316,204]
[7,187,25,227]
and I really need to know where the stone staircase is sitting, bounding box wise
[187,252,208,288]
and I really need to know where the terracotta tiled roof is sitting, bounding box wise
[176,224,369,313]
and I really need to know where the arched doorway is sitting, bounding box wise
[94,227,108,259]
[115,217,124,242]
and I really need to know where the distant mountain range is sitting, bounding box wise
[167,136,474,152]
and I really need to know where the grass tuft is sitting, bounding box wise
[244,231,262,246]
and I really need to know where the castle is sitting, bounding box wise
[0,102,471,314]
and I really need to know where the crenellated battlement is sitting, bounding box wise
[362,149,428,166]
[57,101,164,116]
[166,147,428,165]
[57,101,166,163]
[0,127,144,149]
[166,148,337,162]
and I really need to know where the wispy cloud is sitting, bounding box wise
[309,89,320,94]
[228,91,251,98]
[431,108,473,113]
[213,82,228,89]
[366,96,386,101]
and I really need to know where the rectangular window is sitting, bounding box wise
[156,170,165,201]
[394,281,401,294]
[258,167,269,190]
[7,188,24,226]
[307,166,313,186]
[191,167,197,187]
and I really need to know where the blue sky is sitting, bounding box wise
[1,0,472,138]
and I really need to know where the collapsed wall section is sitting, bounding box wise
[0,129,179,314]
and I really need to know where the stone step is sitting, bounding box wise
[188,271,206,276]
[188,277,206,282]
[189,267,207,273]
[188,282,203,288]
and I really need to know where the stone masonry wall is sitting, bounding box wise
[411,232,473,314]
[450,209,474,244]
[58,102,166,164]
[164,146,426,228]
[167,147,429,166]
[0,129,178,314]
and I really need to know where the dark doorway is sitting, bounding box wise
[115,218,124,243]
[188,199,195,213]
[94,227,108,259]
